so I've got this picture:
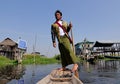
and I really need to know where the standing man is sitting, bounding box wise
[51,10,78,72]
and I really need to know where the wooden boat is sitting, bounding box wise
[87,57,95,62]
[37,69,83,84]
[105,55,120,59]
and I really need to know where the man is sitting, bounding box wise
[51,10,78,72]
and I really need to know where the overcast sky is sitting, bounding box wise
[0,0,120,57]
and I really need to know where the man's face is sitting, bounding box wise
[55,13,62,20]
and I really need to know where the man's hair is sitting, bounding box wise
[55,10,62,16]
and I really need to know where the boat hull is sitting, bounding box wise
[105,55,120,59]
[37,69,83,84]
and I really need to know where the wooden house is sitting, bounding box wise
[75,38,94,56]
[0,38,20,60]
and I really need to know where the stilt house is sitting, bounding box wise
[0,38,20,60]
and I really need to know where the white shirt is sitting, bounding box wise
[58,20,65,36]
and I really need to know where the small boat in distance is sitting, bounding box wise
[105,55,120,59]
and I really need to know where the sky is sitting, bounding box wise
[0,0,120,57]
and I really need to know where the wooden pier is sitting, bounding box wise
[37,69,83,84]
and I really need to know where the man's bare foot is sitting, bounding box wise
[57,67,66,71]
[72,64,78,72]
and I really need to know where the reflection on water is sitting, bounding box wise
[80,60,120,84]
[97,60,120,72]
[0,64,25,84]
[8,64,61,84]
[0,60,120,84]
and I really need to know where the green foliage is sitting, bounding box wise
[0,54,82,66]
[53,54,61,60]
[0,56,16,67]
[97,56,105,59]
[22,54,58,64]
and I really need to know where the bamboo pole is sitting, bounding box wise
[70,22,79,78]
[71,28,75,54]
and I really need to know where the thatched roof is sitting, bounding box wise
[0,38,17,46]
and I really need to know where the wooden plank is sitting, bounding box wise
[50,69,72,82]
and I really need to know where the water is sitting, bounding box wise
[79,60,120,84]
[0,60,120,84]
[7,64,61,84]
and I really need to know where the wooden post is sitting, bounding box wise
[71,27,75,54]
[18,49,22,64]
[70,23,79,78]
[74,70,79,78]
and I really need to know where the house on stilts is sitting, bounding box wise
[0,38,26,60]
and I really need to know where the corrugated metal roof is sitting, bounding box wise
[93,41,114,47]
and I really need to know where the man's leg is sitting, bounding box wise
[72,63,78,72]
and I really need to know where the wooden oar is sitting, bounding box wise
[70,26,75,54]
[70,22,79,78]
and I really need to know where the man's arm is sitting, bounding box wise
[51,25,56,48]
[67,22,72,32]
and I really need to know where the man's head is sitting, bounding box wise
[55,10,62,20]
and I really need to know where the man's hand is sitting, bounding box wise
[69,22,73,29]
[53,42,56,48]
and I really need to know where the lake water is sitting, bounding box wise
[0,60,120,84]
